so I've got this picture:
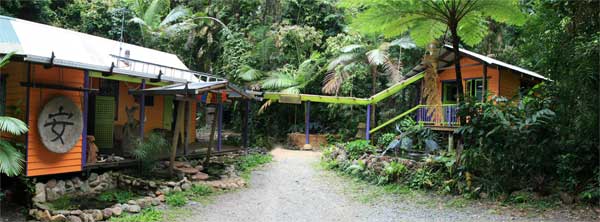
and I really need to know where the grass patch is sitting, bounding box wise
[47,196,78,210]
[98,189,138,203]
[236,154,272,180]
[109,208,163,222]
[165,192,187,207]
[445,198,469,208]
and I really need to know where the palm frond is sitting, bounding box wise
[261,72,297,89]
[327,53,357,71]
[390,36,416,49]
[0,140,24,177]
[129,17,148,27]
[340,44,364,53]
[458,13,488,46]
[258,99,273,114]
[366,48,389,66]
[143,0,168,28]
[160,5,190,27]
[0,117,28,136]
[239,65,264,81]
[0,51,15,68]
[322,69,348,95]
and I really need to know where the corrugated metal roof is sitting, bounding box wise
[0,15,201,83]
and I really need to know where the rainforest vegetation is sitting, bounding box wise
[1,0,598,204]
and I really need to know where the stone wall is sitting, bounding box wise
[33,172,117,204]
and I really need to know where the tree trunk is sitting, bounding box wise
[450,24,465,103]
[169,101,186,175]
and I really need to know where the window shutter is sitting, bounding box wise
[163,96,174,130]
[94,96,115,149]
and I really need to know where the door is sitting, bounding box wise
[94,96,115,150]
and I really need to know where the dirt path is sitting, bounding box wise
[179,148,587,222]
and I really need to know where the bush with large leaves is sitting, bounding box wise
[456,91,559,193]
[0,52,28,176]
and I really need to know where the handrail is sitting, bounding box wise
[262,72,425,105]
[369,105,423,134]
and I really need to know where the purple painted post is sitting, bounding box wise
[139,79,146,138]
[217,100,223,152]
[305,101,310,145]
[366,104,371,141]
[82,71,89,167]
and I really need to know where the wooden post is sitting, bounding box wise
[204,104,218,166]
[139,79,146,138]
[242,99,249,150]
[483,63,488,102]
[448,133,455,153]
[366,104,371,141]
[169,101,185,175]
[183,100,189,155]
[82,70,89,167]
[305,101,310,147]
[217,99,223,152]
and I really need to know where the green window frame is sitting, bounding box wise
[442,81,458,104]
[466,78,487,101]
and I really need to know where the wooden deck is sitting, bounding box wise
[83,142,244,170]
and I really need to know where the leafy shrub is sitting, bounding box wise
[132,132,169,174]
[165,192,186,207]
[408,168,438,189]
[395,117,437,151]
[384,161,407,181]
[99,190,136,203]
[110,208,163,222]
[345,140,376,159]
[190,184,213,196]
[457,95,559,193]
[376,133,396,148]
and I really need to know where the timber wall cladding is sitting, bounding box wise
[27,65,84,176]
[437,57,500,100]
[1,62,27,141]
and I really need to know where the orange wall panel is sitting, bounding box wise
[437,57,501,101]
[499,69,521,99]
[26,65,84,176]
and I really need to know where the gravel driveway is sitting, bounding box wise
[179,148,589,222]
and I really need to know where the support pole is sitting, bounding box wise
[217,98,223,152]
[82,71,89,167]
[366,104,371,141]
[242,99,249,150]
[304,101,310,148]
[139,79,146,138]
[184,100,189,155]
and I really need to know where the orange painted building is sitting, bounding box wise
[409,45,547,126]
[0,16,248,177]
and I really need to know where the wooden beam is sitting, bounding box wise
[90,71,168,86]
[437,63,482,71]
[20,82,98,92]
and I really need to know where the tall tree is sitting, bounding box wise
[339,0,526,102]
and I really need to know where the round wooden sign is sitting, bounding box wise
[37,96,83,153]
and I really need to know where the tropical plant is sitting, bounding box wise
[131,132,169,173]
[323,40,408,95]
[0,52,28,177]
[340,0,526,102]
[344,139,376,159]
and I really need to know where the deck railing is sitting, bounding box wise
[415,104,459,126]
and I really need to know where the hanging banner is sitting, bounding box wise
[37,96,83,153]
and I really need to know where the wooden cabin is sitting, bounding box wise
[0,16,248,177]
[406,45,548,129]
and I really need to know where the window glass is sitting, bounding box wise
[442,81,458,104]
[466,79,487,101]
